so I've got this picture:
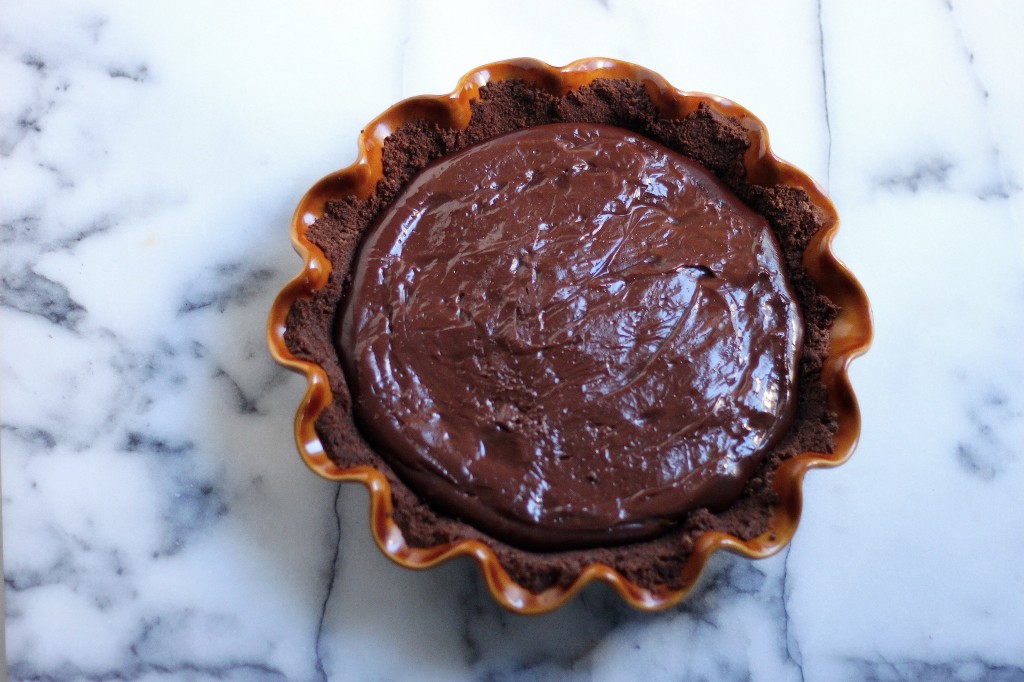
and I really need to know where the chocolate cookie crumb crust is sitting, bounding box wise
[284,78,839,594]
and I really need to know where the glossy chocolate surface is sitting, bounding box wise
[340,122,803,549]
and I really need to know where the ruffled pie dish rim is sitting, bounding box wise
[267,57,872,614]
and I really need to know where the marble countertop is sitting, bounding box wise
[3,1,1024,680]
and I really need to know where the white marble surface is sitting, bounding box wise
[3,0,1024,679]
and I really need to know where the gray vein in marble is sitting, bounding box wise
[448,552,804,681]
[5,522,135,615]
[45,215,118,253]
[453,560,635,678]
[688,557,804,680]
[7,660,288,682]
[943,0,1019,202]
[4,545,75,594]
[178,263,277,315]
[816,0,832,187]
[1,211,116,273]
[4,300,325,676]
[20,52,47,73]
[842,655,1024,682]
[686,555,765,602]
[81,15,107,44]
[0,271,273,450]
[781,545,806,682]
[107,64,149,83]
[88,331,198,440]
[0,266,87,330]
[213,366,270,416]
[36,160,75,189]
[209,364,286,417]
[122,431,228,557]
[1,423,58,450]
[313,486,342,682]
[4,103,48,156]
[123,431,195,457]
[875,158,953,192]
[955,386,1017,481]
[127,611,253,668]
[945,0,987,101]
[0,55,58,158]
[4,13,353,681]
[0,214,39,246]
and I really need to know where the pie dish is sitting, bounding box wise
[267,57,871,613]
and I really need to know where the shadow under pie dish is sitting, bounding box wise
[268,58,871,613]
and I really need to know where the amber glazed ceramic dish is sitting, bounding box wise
[268,58,871,613]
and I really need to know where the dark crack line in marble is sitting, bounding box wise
[944,0,1018,201]
[206,363,288,418]
[844,654,1024,681]
[781,545,806,682]
[456,562,494,668]
[7,661,288,682]
[942,4,991,106]
[816,0,832,188]
[214,367,264,415]
[313,485,342,682]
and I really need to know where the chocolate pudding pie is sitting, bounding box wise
[270,59,870,611]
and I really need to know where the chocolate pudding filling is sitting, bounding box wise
[285,79,838,592]
[340,123,803,550]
